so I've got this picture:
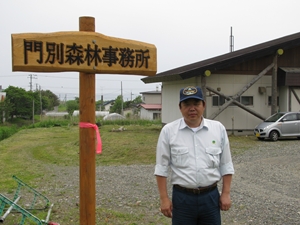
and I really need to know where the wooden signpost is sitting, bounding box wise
[11,16,157,225]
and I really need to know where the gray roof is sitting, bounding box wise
[142,32,300,83]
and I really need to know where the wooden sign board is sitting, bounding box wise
[12,32,157,76]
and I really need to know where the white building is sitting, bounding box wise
[139,90,161,120]
[142,32,300,132]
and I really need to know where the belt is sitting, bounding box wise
[173,182,218,194]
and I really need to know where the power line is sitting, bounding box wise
[32,74,145,82]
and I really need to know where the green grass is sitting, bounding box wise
[99,124,160,165]
[0,124,161,188]
[228,134,258,155]
[0,125,19,141]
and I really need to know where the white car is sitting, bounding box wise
[254,112,300,141]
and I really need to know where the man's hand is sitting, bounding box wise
[156,176,172,217]
[220,174,232,211]
[160,197,173,218]
[219,192,231,211]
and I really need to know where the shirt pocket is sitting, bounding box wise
[171,147,189,168]
[205,147,222,168]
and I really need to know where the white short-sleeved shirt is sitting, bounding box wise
[154,118,234,188]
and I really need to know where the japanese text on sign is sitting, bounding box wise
[24,40,150,69]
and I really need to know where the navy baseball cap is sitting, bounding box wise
[179,86,204,102]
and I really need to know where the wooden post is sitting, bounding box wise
[200,74,207,118]
[271,53,278,114]
[79,16,96,225]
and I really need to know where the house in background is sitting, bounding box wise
[139,88,162,120]
[142,32,300,132]
[99,100,114,111]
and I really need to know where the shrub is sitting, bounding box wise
[0,126,18,141]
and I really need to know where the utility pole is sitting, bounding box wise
[28,74,37,124]
[28,74,37,91]
[32,99,34,124]
[121,81,123,115]
[39,85,42,120]
[131,91,134,101]
[230,26,234,52]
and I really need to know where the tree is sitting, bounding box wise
[4,86,61,120]
[133,95,143,104]
[109,95,123,114]
[131,95,143,117]
[122,95,143,109]
[0,100,13,123]
[4,86,33,119]
[40,90,60,111]
[66,98,79,116]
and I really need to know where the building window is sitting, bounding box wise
[241,96,253,106]
[212,96,219,106]
[153,113,161,120]
[213,96,241,106]
[213,95,254,106]
[212,96,226,106]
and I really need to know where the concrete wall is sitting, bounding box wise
[143,93,161,104]
[161,74,297,130]
[140,108,161,120]
[278,86,300,112]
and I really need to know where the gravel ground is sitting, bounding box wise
[24,138,300,224]
[223,138,300,225]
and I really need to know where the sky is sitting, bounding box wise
[1,0,300,102]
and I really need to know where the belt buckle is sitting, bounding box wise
[193,187,201,194]
[195,185,212,194]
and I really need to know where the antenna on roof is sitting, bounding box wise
[230,26,234,52]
